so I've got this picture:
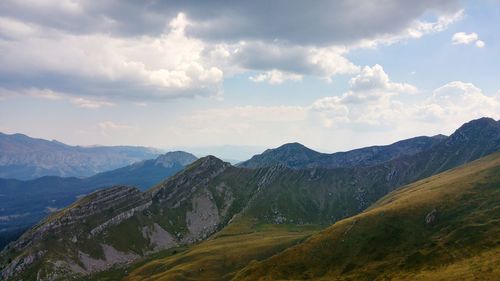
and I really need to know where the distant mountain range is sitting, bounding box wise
[0,151,197,250]
[0,132,162,180]
[238,135,447,169]
[1,117,498,280]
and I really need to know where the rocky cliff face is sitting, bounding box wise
[0,151,196,251]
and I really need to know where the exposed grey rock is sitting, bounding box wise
[142,223,178,253]
[89,200,152,237]
[183,191,221,243]
[69,244,139,275]
[425,209,437,224]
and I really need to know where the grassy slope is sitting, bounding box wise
[233,152,500,281]
[123,217,322,281]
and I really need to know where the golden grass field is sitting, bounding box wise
[123,217,323,281]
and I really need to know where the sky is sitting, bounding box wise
[0,0,499,158]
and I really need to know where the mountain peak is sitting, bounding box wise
[149,155,230,202]
[447,117,500,146]
[154,151,197,168]
[238,142,322,169]
[274,142,316,152]
[191,155,230,169]
[432,134,447,140]
[153,155,229,190]
[459,117,498,129]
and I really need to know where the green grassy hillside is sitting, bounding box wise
[233,152,500,281]
[123,217,322,281]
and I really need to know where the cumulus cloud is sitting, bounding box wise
[232,42,359,80]
[348,65,417,94]
[452,32,478,44]
[172,79,498,149]
[0,13,223,100]
[172,65,417,144]
[420,81,500,121]
[452,32,485,48]
[475,40,485,48]
[0,0,463,101]
[310,65,416,127]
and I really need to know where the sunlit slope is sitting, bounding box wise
[124,218,322,281]
[234,152,500,281]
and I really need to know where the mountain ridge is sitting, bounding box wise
[0,151,197,250]
[1,117,499,280]
[0,132,162,180]
[239,134,447,169]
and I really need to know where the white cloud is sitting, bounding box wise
[349,64,417,94]
[233,42,359,80]
[452,32,485,48]
[424,81,500,120]
[169,77,500,151]
[310,64,417,128]
[0,87,115,109]
[71,97,115,109]
[311,80,500,131]
[249,70,302,84]
[452,32,478,44]
[0,87,64,100]
[475,40,485,48]
[179,65,417,141]
[24,88,65,100]
[0,17,38,39]
[98,121,136,137]
[0,13,224,100]
[358,10,463,48]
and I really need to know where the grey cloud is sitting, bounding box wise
[185,0,461,45]
[1,0,460,44]
[230,42,358,77]
[232,42,320,74]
